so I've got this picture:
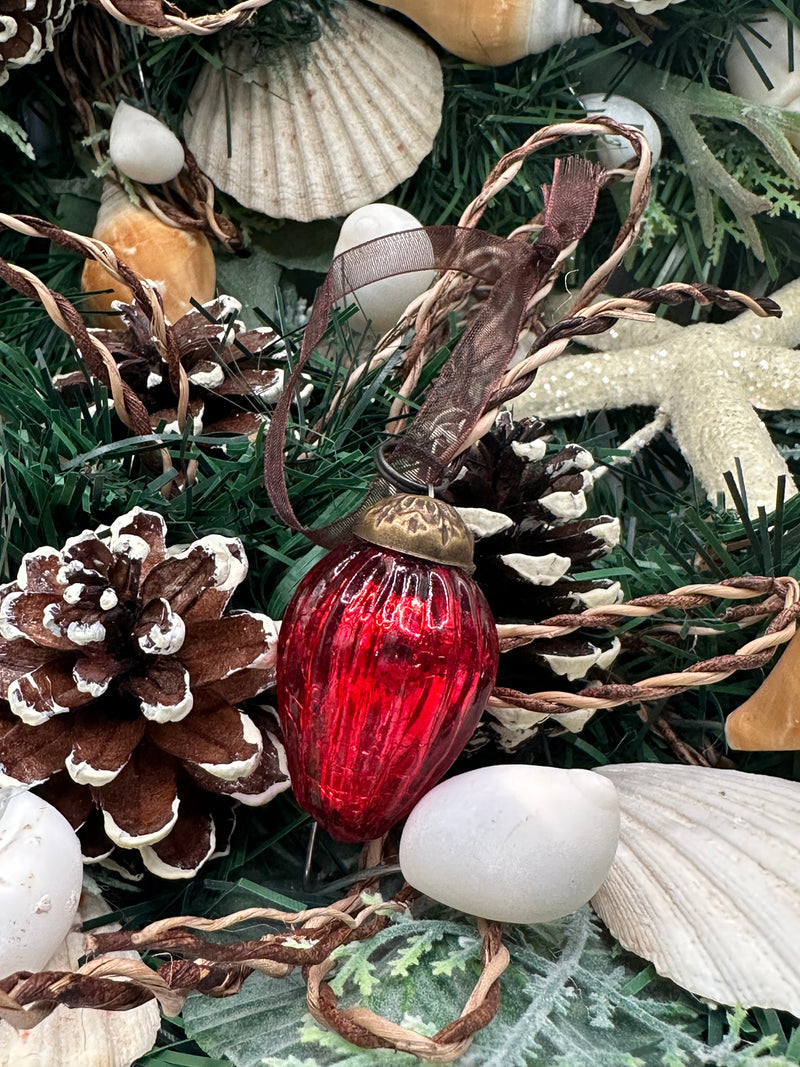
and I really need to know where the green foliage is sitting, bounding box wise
[181,909,797,1067]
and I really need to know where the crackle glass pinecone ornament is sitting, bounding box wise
[58,295,298,439]
[0,0,73,87]
[0,508,290,878]
[440,412,621,750]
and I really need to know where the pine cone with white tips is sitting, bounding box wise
[0,507,289,878]
[1,0,73,87]
[441,412,622,750]
[58,295,294,439]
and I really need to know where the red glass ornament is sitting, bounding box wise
[277,532,499,842]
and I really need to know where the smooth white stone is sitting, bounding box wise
[399,765,620,924]
[0,791,83,978]
[580,94,662,172]
[109,101,185,185]
[333,203,436,336]
[726,12,800,148]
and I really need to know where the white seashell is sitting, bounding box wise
[0,790,83,979]
[333,203,436,335]
[109,101,185,185]
[591,763,800,1015]
[399,764,620,923]
[726,12,800,147]
[183,1,443,222]
[0,881,160,1066]
[580,93,662,172]
[370,0,600,66]
[589,0,686,12]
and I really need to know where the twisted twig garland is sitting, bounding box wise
[492,575,800,716]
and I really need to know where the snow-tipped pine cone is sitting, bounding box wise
[1,0,73,86]
[57,295,304,439]
[440,412,622,750]
[0,508,290,878]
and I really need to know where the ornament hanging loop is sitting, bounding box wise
[374,439,452,495]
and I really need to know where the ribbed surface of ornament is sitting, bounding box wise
[278,540,499,841]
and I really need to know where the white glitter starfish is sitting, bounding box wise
[513,277,800,515]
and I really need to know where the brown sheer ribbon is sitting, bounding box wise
[264,157,607,547]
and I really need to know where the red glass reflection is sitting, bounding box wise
[277,540,499,841]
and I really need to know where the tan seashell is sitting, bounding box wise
[81,183,216,328]
[366,0,600,65]
[183,0,443,222]
[0,880,160,1066]
[725,630,800,750]
[591,763,800,1016]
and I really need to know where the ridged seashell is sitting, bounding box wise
[109,101,185,185]
[588,0,686,13]
[183,1,443,222]
[0,881,160,1065]
[81,182,216,328]
[591,763,800,1016]
[580,93,662,171]
[365,0,600,65]
[333,203,436,335]
[726,12,800,148]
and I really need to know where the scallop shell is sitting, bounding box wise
[183,0,443,222]
[591,763,800,1015]
[0,881,160,1066]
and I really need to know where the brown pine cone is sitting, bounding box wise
[0,508,290,877]
[440,412,622,750]
[57,295,304,440]
[0,0,73,86]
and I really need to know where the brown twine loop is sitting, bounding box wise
[491,575,800,718]
[88,0,274,37]
[304,919,509,1063]
[0,837,508,1062]
[263,119,782,548]
[265,148,611,546]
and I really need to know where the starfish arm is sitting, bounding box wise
[732,346,800,411]
[666,363,797,514]
[727,276,800,351]
[512,347,666,421]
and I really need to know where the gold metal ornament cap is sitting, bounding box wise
[353,494,475,573]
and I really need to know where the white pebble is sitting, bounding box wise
[580,94,662,172]
[726,12,800,148]
[0,790,83,978]
[109,101,185,185]
[399,765,620,924]
[333,203,436,336]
